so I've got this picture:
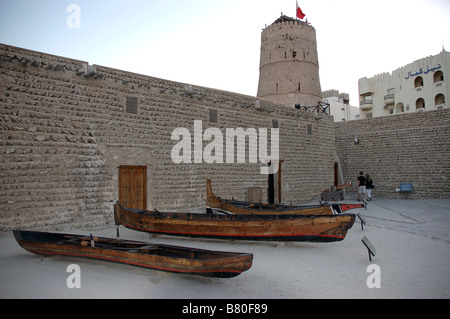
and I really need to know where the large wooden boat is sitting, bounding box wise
[13,230,253,278]
[205,179,365,215]
[114,203,356,243]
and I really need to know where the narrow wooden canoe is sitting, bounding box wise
[205,179,365,215]
[13,230,253,278]
[114,204,356,242]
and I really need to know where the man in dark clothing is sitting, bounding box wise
[357,171,367,201]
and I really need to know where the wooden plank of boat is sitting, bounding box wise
[323,182,353,193]
[114,203,356,243]
[205,179,365,215]
[13,230,253,278]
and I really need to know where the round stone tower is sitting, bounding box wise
[257,15,322,108]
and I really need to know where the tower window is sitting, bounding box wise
[209,109,218,123]
[126,97,138,114]
[292,51,297,58]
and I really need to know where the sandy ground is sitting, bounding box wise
[1,197,449,299]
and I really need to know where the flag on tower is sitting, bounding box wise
[296,1,305,20]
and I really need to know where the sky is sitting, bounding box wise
[1,0,450,106]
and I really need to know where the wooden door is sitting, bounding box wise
[119,166,147,210]
[267,161,283,204]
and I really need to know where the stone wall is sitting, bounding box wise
[0,44,335,231]
[335,109,450,199]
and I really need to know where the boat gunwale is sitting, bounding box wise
[13,230,253,262]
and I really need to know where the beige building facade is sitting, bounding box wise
[359,50,449,118]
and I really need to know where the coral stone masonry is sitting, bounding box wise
[0,43,335,231]
[257,16,322,108]
[335,108,450,199]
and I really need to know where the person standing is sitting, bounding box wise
[365,174,374,201]
[357,171,367,201]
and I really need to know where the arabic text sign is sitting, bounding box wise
[405,64,441,79]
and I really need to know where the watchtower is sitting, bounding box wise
[257,15,322,108]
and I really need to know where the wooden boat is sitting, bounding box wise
[13,230,253,278]
[205,179,365,215]
[114,203,356,243]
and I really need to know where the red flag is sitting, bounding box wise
[296,1,305,19]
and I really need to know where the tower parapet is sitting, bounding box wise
[257,15,322,108]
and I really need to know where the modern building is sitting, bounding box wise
[358,49,449,118]
[322,89,360,122]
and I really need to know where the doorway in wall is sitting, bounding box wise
[118,165,147,210]
[334,163,339,187]
[267,161,283,204]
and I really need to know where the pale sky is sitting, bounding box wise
[1,0,449,105]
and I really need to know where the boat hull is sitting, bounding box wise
[114,205,356,243]
[205,179,365,215]
[13,230,253,278]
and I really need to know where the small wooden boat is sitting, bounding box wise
[13,230,253,278]
[205,179,365,215]
[114,203,356,243]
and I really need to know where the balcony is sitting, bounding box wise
[360,100,373,110]
[384,94,395,105]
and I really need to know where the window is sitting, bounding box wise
[416,98,425,110]
[364,95,372,102]
[209,109,218,123]
[414,76,424,88]
[272,119,279,128]
[292,51,297,58]
[307,124,312,135]
[126,97,138,114]
[396,102,405,113]
[434,71,444,83]
[435,94,445,108]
